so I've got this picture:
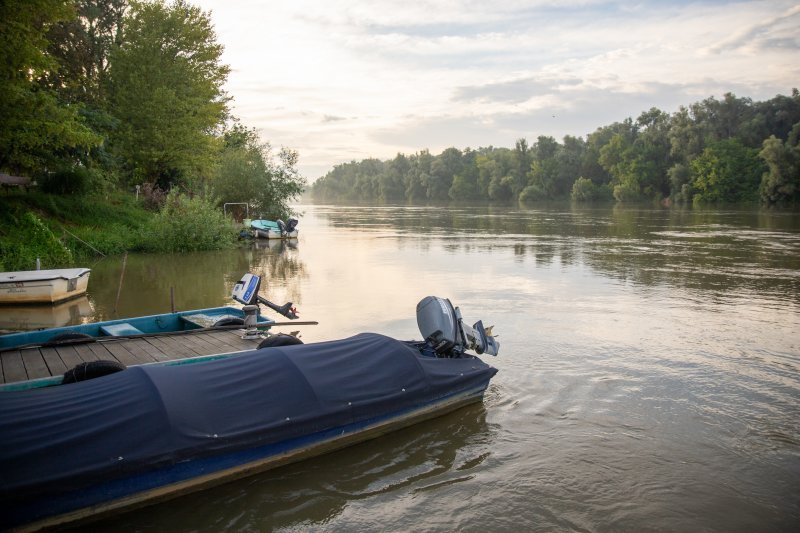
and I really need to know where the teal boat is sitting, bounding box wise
[0,273,298,351]
[251,218,298,239]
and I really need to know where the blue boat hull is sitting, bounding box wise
[0,306,273,350]
[0,333,497,530]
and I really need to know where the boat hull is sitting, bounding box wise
[14,384,488,531]
[0,333,497,530]
[252,228,298,239]
[0,306,274,350]
[0,268,90,304]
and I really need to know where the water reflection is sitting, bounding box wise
[97,403,491,531]
[0,296,92,332]
[19,243,311,328]
[313,204,800,304]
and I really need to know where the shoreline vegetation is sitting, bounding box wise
[0,0,305,271]
[1,2,798,272]
[310,91,800,208]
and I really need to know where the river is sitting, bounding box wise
[5,203,799,531]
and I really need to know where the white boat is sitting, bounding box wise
[0,268,90,304]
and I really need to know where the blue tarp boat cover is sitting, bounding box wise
[0,333,496,526]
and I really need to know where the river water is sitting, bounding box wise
[6,204,800,531]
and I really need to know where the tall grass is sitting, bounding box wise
[0,190,239,270]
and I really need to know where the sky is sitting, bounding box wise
[191,0,800,181]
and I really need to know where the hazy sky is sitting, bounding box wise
[192,0,800,181]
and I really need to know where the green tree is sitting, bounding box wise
[691,139,764,204]
[0,0,101,175]
[449,148,479,201]
[758,127,800,206]
[41,0,128,105]
[379,153,408,202]
[212,125,305,220]
[105,0,230,189]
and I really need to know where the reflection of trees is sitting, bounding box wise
[94,403,491,531]
[247,240,308,305]
[88,250,253,320]
[86,244,309,321]
[314,204,800,301]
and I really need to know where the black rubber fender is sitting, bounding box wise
[62,360,127,384]
[212,317,245,327]
[45,332,95,346]
[257,334,304,349]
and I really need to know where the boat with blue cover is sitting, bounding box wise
[0,274,499,531]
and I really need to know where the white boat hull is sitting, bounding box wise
[252,228,298,239]
[0,268,90,304]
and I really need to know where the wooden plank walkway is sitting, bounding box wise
[0,329,263,385]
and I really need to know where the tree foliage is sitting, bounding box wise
[105,0,230,189]
[312,91,800,207]
[0,0,305,224]
[0,0,102,175]
[211,125,305,220]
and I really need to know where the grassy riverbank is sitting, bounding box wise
[0,191,239,271]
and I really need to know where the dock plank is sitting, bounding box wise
[149,335,202,359]
[85,341,120,362]
[55,345,83,369]
[178,333,223,357]
[1,329,267,385]
[2,351,29,382]
[104,339,154,366]
[116,339,159,364]
[207,330,256,353]
[20,348,50,380]
[101,341,144,367]
[40,347,67,376]
[73,343,100,362]
[194,330,237,351]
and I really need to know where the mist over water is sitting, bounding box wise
[10,204,797,531]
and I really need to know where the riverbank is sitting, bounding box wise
[0,190,239,271]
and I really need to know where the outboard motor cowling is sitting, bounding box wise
[285,218,299,232]
[416,296,499,357]
[416,296,460,355]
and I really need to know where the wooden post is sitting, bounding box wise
[170,287,175,313]
[113,252,127,315]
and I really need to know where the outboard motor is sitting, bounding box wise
[285,218,299,232]
[276,219,286,234]
[416,296,499,357]
[232,273,299,320]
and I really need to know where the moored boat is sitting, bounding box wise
[0,268,90,304]
[0,275,499,531]
[251,218,298,239]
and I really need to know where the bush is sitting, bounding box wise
[0,211,72,270]
[136,190,238,252]
[38,166,95,195]
[571,177,613,202]
[518,184,547,203]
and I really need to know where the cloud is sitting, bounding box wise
[704,4,800,54]
[191,0,800,179]
[453,77,583,104]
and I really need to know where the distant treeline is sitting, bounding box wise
[311,91,800,206]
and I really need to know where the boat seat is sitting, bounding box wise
[100,323,144,336]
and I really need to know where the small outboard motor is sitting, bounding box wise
[416,296,499,357]
[232,273,299,320]
[285,218,299,232]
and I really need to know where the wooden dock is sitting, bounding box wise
[0,329,264,385]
